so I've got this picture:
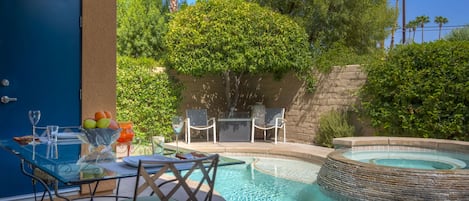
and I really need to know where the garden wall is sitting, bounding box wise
[174,64,367,144]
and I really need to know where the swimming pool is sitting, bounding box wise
[192,155,333,201]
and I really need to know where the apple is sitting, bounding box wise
[96,118,111,128]
[83,119,97,129]
[108,119,119,130]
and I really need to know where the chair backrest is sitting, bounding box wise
[265,108,285,126]
[133,154,220,201]
[186,109,209,127]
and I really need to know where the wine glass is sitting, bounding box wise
[28,110,41,144]
[171,116,184,153]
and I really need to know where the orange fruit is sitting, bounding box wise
[95,111,107,120]
[104,111,112,119]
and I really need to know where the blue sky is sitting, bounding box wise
[389,0,469,45]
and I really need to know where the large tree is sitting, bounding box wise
[117,0,168,59]
[415,15,430,43]
[250,0,396,54]
[434,16,449,39]
[164,0,312,111]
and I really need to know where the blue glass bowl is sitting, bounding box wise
[78,128,121,148]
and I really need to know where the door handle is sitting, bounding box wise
[1,96,17,104]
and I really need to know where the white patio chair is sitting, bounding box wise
[123,154,220,201]
[251,108,286,144]
[185,109,216,144]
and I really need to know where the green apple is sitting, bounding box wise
[83,119,97,129]
[96,118,111,128]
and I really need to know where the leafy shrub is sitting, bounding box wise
[445,25,469,42]
[116,56,182,143]
[316,110,355,148]
[361,41,469,140]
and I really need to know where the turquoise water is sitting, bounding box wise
[344,150,469,170]
[192,156,333,201]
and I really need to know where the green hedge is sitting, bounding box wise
[116,56,182,143]
[361,41,469,140]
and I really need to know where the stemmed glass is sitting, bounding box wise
[28,110,41,144]
[171,116,184,154]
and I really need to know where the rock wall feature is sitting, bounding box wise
[286,65,367,143]
[318,137,469,200]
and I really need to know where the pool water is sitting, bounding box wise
[370,158,454,169]
[191,156,334,201]
[344,150,468,170]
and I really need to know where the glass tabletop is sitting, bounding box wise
[0,139,244,185]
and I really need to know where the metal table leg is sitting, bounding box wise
[20,159,54,201]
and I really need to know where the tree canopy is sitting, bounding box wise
[250,0,396,54]
[117,0,168,59]
[164,0,312,110]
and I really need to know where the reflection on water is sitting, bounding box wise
[190,156,334,201]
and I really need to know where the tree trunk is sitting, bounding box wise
[169,0,177,13]
[408,30,412,43]
[421,25,424,43]
[223,71,243,116]
[390,0,398,48]
[223,71,232,112]
[438,24,442,39]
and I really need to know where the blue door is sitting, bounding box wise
[0,0,81,198]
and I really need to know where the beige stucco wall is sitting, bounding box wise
[81,0,116,194]
[82,0,116,119]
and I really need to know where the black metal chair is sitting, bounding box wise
[125,154,220,201]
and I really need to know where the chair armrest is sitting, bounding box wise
[208,117,216,124]
[252,117,261,125]
[275,117,286,126]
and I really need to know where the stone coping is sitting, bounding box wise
[333,136,469,154]
[166,142,333,165]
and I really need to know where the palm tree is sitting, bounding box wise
[434,16,449,39]
[415,15,430,42]
[407,20,418,43]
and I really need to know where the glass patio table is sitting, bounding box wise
[0,138,244,201]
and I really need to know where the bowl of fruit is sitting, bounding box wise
[79,111,121,151]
